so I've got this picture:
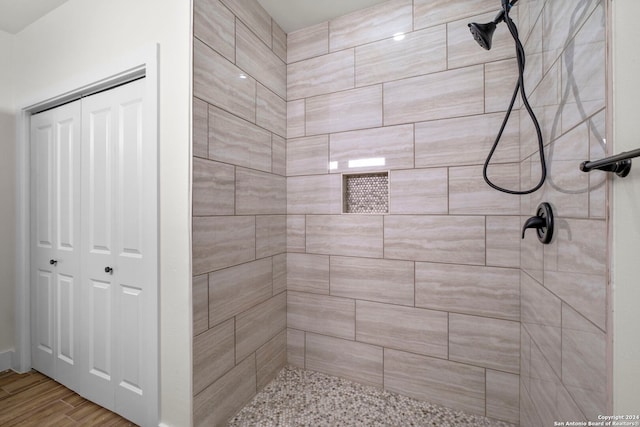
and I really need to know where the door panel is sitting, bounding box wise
[87,108,113,254]
[56,118,77,251]
[81,78,156,424]
[35,270,54,357]
[88,279,112,380]
[34,123,53,251]
[56,274,75,364]
[118,284,143,395]
[31,114,55,378]
[53,103,82,391]
[118,99,144,259]
[31,102,81,389]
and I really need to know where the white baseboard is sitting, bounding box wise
[0,350,14,372]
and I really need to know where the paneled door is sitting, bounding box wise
[30,78,157,426]
[30,100,82,393]
[79,78,157,425]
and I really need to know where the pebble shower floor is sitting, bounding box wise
[228,366,515,427]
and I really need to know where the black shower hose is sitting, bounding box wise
[483,1,547,195]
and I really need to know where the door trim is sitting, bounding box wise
[15,44,159,423]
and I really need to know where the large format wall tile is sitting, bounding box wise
[287,100,305,139]
[329,0,413,51]
[545,218,606,276]
[541,0,600,75]
[288,22,329,63]
[194,39,256,122]
[384,349,485,415]
[389,168,448,214]
[306,333,383,387]
[415,263,520,321]
[356,301,448,358]
[256,84,286,138]
[544,270,606,331]
[194,0,235,62]
[485,59,520,113]
[288,49,354,100]
[193,319,235,395]
[236,21,286,100]
[560,6,605,133]
[208,258,272,327]
[194,354,256,427]
[486,370,520,424]
[384,66,484,126]
[486,216,521,268]
[449,313,520,374]
[355,26,447,87]
[220,0,272,47]
[193,274,209,336]
[287,215,306,253]
[236,292,287,362]
[415,112,519,168]
[287,291,355,340]
[192,158,235,216]
[287,175,342,215]
[329,125,414,174]
[272,21,286,62]
[414,0,498,30]
[209,105,271,173]
[272,253,287,294]
[193,98,208,158]
[272,134,286,176]
[384,216,485,265]
[562,304,607,420]
[306,215,384,258]
[256,330,287,390]
[236,168,286,215]
[306,85,383,135]
[256,215,286,258]
[287,135,328,176]
[449,164,521,215]
[330,256,414,306]
[287,328,305,368]
[521,272,561,327]
[192,216,255,275]
[287,253,330,295]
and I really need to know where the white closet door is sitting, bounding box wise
[30,100,82,392]
[80,78,157,425]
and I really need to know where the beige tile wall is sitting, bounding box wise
[286,0,609,421]
[192,0,287,425]
[191,0,608,425]
[285,0,523,423]
[519,1,608,425]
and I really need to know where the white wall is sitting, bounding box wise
[611,0,640,414]
[0,29,16,361]
[6,0,192,425]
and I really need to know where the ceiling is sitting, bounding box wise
[256,0,388,33]
[0,0,69,34]
[0,0,386,36]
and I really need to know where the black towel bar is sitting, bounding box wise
[580,148,640,177]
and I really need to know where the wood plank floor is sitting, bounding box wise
[0,369,137,426]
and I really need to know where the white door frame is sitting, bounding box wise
[14,45,159,419]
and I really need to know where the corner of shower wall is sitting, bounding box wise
[518,0,609,425]
[191,0,288,425]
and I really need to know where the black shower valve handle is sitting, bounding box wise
[521,216,546,238]
[521,202,554,245]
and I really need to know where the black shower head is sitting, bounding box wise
[468,21,497,50]
[468,1,517,51]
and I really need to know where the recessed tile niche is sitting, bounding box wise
[343,172,389,214]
